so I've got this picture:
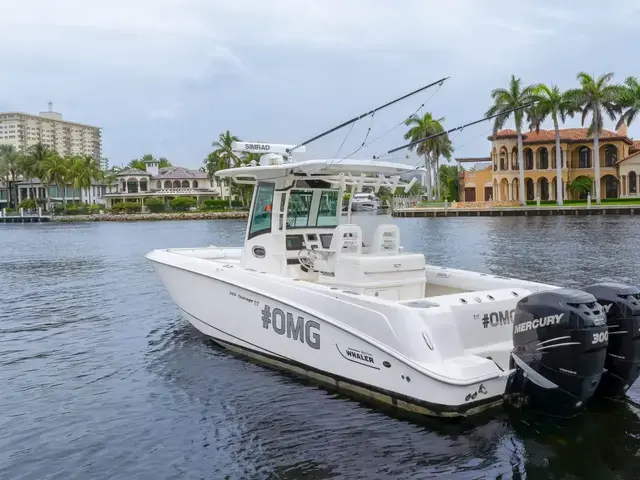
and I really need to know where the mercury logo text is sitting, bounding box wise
[514,313,564,334]
[261,304,320,349]
[481,309,515,328]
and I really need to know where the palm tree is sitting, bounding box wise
[566,72,621,204]
[616,76,640,129]
[40,153,69,210]
[0,145,23,208]
[80,155,102,204]
[157,157,172,168]
[485,74,535,206]
[403,113,447,200]
[210,130,241,208]
[67,155,86,205]
[529,84,575,206]
[429,122,454,200]
[25,143,54,208]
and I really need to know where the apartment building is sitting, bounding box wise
[0,103,102,158]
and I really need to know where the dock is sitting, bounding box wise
[0,208,52,223]
[392,205,640,217]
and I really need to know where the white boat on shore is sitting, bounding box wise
[350,192,382,211]
[146,143,640,419]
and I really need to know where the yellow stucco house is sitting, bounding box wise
[458,123,640,202]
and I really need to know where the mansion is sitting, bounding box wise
[102,159,231,208]
[458,123,640,203]
[0,159,233,210]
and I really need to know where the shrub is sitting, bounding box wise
[202,199,227,210]
[18,198,37,210]
[170,197,197,211]
[145,197,166,213]
[201,199,244,210]
[111,202,142,214]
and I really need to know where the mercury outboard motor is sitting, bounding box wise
[505,288,608,417]
[582,282,640,398]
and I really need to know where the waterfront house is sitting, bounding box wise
[102,158,231,208]
[13,178,116,207]
[0,182,8,208]
[457,123,640,202]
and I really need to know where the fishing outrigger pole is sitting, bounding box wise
[379,101,537,157]
[286,76,450,154]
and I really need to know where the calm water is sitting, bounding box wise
[1,216,639,480]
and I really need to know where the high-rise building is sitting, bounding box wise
[0,103,102,159]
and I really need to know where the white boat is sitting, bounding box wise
[146,143,640,419]
[350,192,382,211]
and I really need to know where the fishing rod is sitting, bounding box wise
[379,101,537,156]
[286,76,450,154]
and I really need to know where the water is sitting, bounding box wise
[1,216,639,479]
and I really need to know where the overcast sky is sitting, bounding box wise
[2,0,639,169]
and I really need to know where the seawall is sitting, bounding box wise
[53,211,249,222]
[392,205,640,217]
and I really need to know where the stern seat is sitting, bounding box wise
[313,224,426,301]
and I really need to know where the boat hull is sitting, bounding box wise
[148,257,507,418]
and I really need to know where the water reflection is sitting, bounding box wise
[1,217,640,479]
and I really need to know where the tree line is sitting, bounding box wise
[486,72,640,206]
[0,143,177,210]
[0,143,105,210]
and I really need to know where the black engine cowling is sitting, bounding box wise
[582,282,640,398]
[505,288,608,417]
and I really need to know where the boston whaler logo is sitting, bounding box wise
[514,313,564,334]
[261,304,320,349]
[336,345,379,369]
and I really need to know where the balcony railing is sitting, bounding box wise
[105,187,221,196]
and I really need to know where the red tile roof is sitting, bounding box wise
[489,128,634,145]
[631,141,640,153]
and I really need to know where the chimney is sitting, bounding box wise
[145,159,159,176]
[618,121,628,137]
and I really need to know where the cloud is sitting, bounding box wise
[148,101,185,120]
[0,0,638,166]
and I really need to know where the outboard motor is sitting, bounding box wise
[505,288,608,418]
[582,282,640,398]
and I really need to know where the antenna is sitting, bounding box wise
[381,101,537,156]
[48,101,53,112]
[286,76,450,153]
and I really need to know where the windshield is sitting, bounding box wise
[287,189,340,228]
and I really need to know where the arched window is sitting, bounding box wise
[181,180,189,188]
[164,180,172,188]
[193,180,199,188]
[156,181,161,189]
[524,149,534,170]
[579,147,591,168]
[538,148,549,169]
[630,171,637,194]
[604,145,617,166]
[173,180,180,188]
[499,148,508,170]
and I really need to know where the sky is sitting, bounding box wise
[1,0,639,170]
